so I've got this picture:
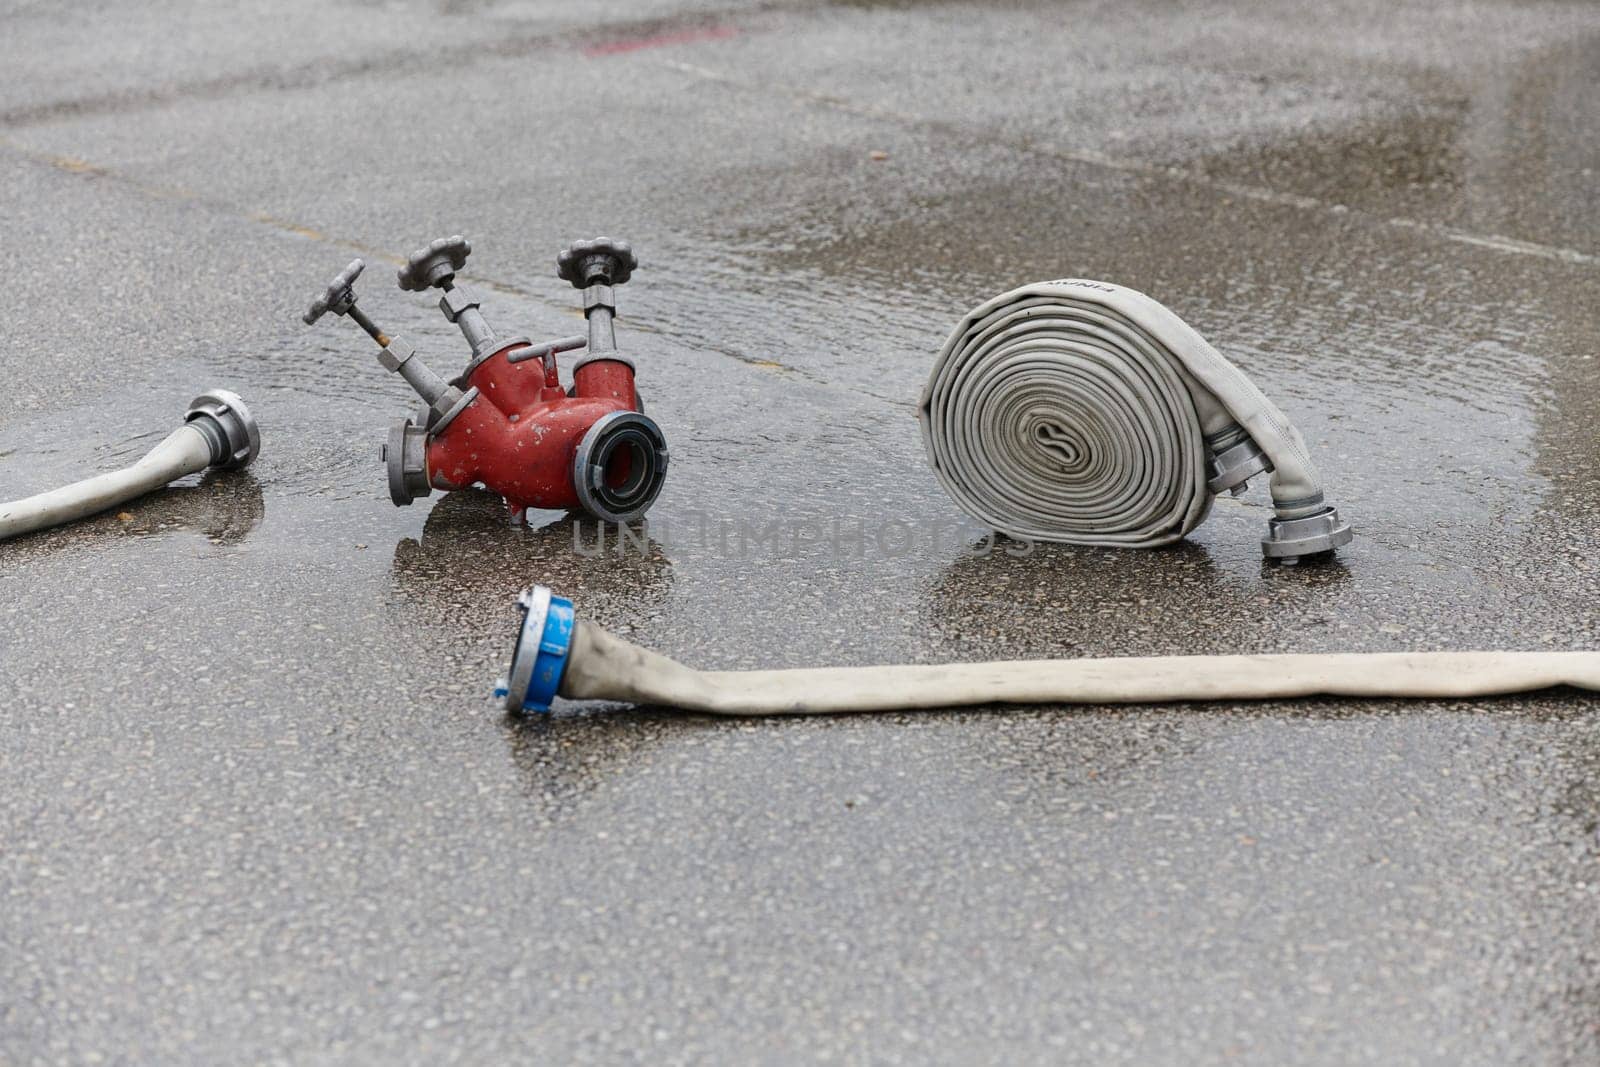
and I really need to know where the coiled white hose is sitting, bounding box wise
[0,390,259,542]
[559,622,1600,715]
[920,280,1341,551]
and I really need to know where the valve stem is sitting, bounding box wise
[557,237,639,370]
[303,256,474,431]
[345,304,391,348]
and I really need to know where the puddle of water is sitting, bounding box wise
[1183,32,1600,257]
[1189,106,1469,218]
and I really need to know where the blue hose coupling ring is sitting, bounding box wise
[494,585,575,714]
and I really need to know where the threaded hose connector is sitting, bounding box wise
[495,586,576,714]
[184,390,260,470]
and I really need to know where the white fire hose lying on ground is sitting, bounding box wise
[497,587,1600,715]
[495,281,1597,716]
[921,279,1351,558]
[0,391,259,542]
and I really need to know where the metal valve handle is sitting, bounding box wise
[505,334,588,365]
[398,235,471,292]
[557,237,636,289]
[304,259,365,324]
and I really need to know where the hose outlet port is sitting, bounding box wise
[381,418,433,506]
[572,411,669,523]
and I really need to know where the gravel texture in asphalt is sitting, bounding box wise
[3,1,1600,1063]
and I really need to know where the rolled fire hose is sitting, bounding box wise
[496,588,1600,715]
[920,280,1352,558]
[0,390,259,542]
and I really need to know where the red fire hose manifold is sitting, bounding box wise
[303,235,668,523]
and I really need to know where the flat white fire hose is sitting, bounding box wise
[498,588,1600,715]
[920,280,1351,558]
[0,391,259,542]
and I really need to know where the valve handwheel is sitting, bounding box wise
[557,237,636,289]
[398,235,472,292]
[302,257,395,349]
[303,259,365,324]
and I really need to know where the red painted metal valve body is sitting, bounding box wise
[422,340,664,521]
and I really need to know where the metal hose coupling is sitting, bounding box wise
[0,389,261,542]
[184,389,261,470]
[572,410,670,523]
[495,585,576,714]
[920,279,1351,560]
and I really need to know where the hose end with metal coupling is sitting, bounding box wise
[184,389,261,471]
[1204,421,1352,559]
[0,388,262,542]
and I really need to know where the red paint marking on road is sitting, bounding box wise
[583,25,737,57]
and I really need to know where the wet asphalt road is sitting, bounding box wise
[4,0,1600,1063]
